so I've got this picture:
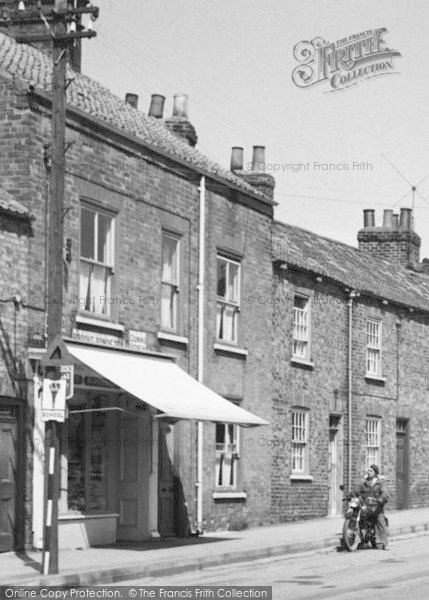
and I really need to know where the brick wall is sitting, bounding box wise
[272,262,429,521]
[271,268,348,521]
[201,194,273,530]
[352,300,429,508]
[0,210,34,549]
[358,229,421,266]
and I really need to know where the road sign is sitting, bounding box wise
[60,365,74,399]
[41,379,66,423]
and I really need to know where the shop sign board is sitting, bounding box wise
[71,328,124,348]
[128,329,147,351]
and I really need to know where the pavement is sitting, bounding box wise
[1,507,429,587]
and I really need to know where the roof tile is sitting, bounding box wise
[273,221,429,312]
[0,32,269,203]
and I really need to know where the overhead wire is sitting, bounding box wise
[275,192,429,209]
[89,26,429,217]
[94,22,288,153]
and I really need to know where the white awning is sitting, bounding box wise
[65,343,268,427]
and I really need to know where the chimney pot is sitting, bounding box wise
[392,213,399,228]
[383,209,393,228]
[399,208,412,230]
[363,209,375,228]
[125,93,139,109]
[251,146,265,171]
[148,94,165,118]
[172,93,189,118]
[230,147,244,171]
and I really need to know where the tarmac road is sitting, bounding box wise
[119,533,429,599]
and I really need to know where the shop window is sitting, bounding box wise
[215,423,239,487]
[67,395,108,512]
[216,255,240,343]
[161,233,180,331]
[80,205,115,317]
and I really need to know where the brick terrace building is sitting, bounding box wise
[272,209,429,521]
[0,189,33,552]
[0,21,274,551]
[2,4,429,553]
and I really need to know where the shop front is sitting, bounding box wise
[31,338,267,550]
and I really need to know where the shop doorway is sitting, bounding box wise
[396,419,409,509]
[117,412,151,541]
[328,414,343,516]
[158,422,176,537]
[0,406,17,552]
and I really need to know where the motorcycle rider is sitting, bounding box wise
[357,464,389,549]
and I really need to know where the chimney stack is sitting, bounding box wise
[230,147,244,171]
[358,208,420,268]
[420,258,429,275]
[148,94,165,118]
[233,145,275,201]
[164,93,197,147]
[125,93,139,109]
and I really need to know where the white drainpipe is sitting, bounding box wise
[196,176,206,533]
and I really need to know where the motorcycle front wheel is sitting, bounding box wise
[343,517,360,551]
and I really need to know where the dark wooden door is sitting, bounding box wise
[396,419,409,510]
[328,415,343,516]
[117,415,150,541]
[158,423,176,537]
[0,409,17,552]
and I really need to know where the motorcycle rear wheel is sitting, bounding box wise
[343,517,360,551]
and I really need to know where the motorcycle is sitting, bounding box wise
[340,485,378,551]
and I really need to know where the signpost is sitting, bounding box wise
[41,379,67,423]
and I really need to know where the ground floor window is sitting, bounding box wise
[292,409,309,474]
[365,417,381,469]
[215,423,239,487]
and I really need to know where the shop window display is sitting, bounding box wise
[67,393,109,512]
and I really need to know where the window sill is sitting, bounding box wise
[212,492,247,502]
[291,357,314,369]
[290,474,314,482]
[157,331,189,346]
[365,373,387,384]
[214,343,248,358]
[76,315,125,332]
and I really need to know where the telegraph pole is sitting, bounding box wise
[2,0,99,574]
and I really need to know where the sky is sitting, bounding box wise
[82,0,429,255]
